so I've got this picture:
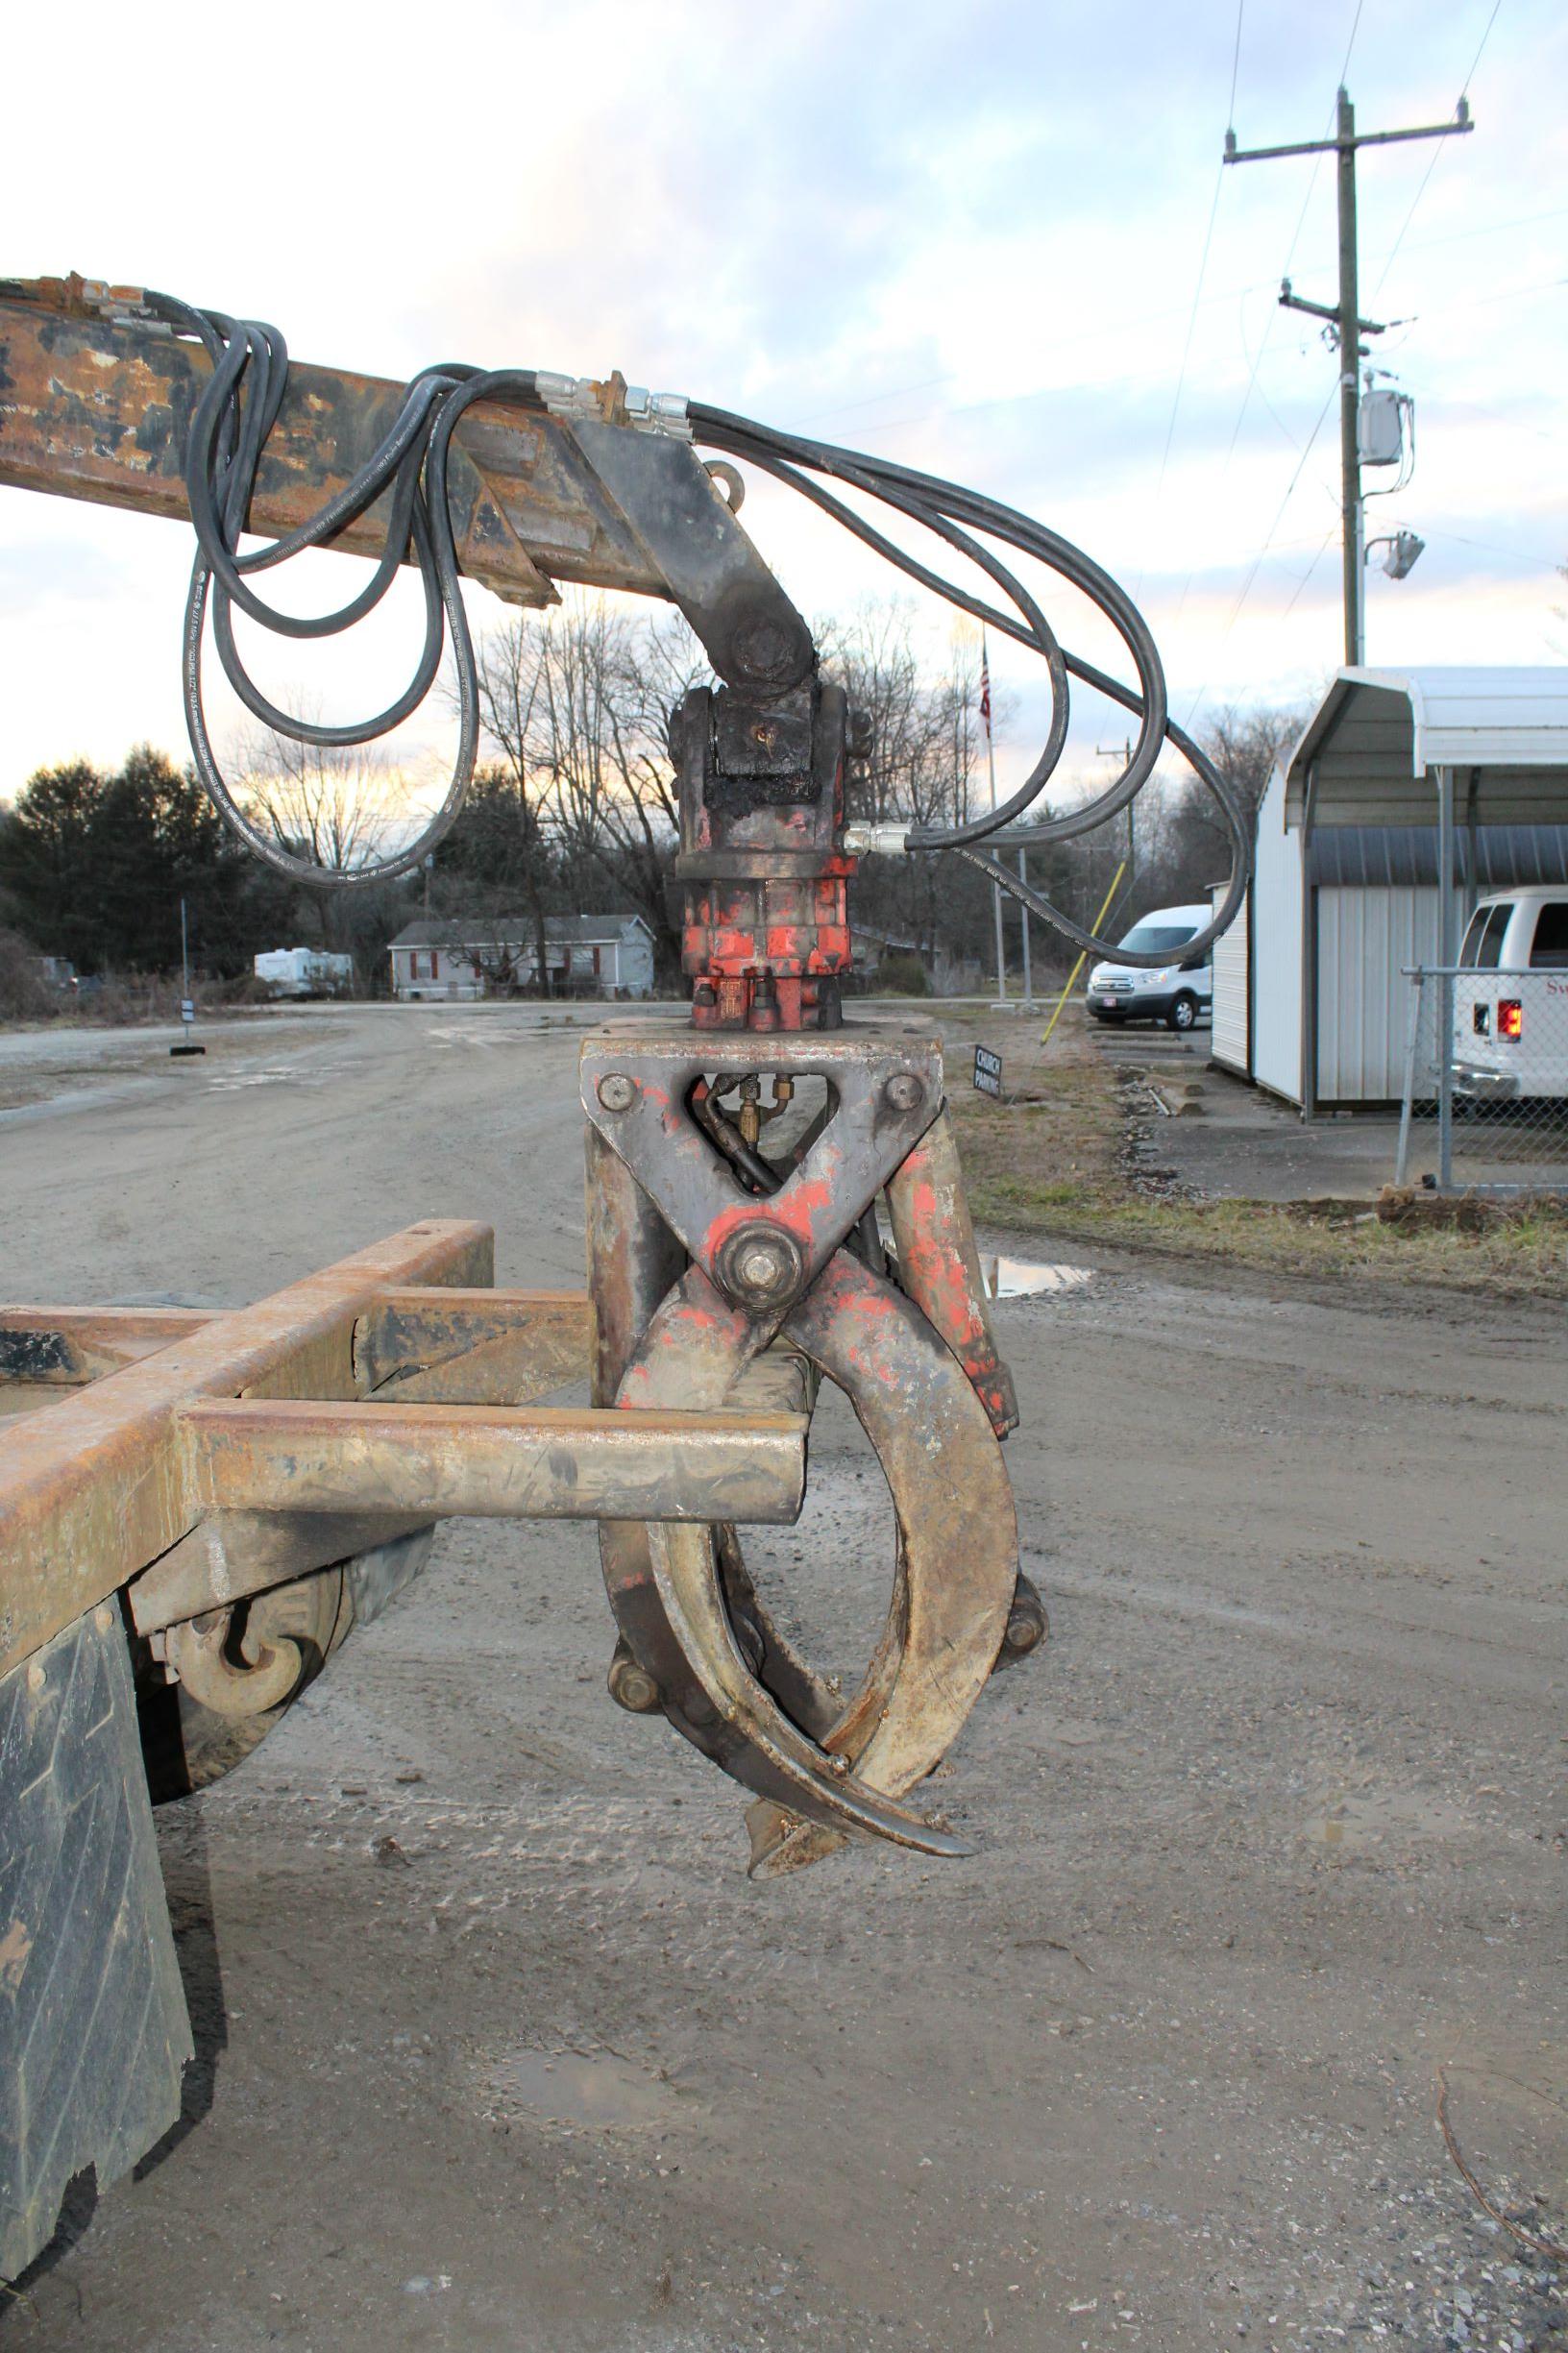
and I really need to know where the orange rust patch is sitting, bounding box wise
[0,1918,34,1992]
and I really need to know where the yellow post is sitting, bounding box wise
[1038,863,1127,1050]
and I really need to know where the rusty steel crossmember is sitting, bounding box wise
[0,1223,811,1687]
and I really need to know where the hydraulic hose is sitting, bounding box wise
[149,292,516,889]
[684,402,1249,968]
[148,294,1247,960]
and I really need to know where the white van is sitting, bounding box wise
[1086,903,1213,1032]
[1453,887,1568,1102]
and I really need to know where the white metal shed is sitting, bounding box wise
[1213,667,1568,1110]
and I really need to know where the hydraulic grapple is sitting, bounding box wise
[0,273,1242,2275]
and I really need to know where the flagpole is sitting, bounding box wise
[983,628,1008,1006]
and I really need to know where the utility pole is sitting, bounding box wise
[1224,88,1472,667]
[1096,738,1137,898]
[1017,847,1034,1009]
[981,627,1008,1007]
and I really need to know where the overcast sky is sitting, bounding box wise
[3,0,1563,817]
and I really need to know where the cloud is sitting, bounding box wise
[2,0,1565,809]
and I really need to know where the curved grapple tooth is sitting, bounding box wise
[735,1251,1024,1873]
[783,1254,1019,1790]
[649,1519,971,1857]
[602,1250,1019,1863]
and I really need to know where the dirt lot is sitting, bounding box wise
[5,1005,1566,2352]
[944,1009,1568,1302]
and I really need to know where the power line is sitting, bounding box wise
[1226,86,1475,669]
[1181,15,1366,666]
[1223,385,1339,624]
[1148,0,1247,524]
[1169,287,1325,631]
[1278,524,1340,621]
[1182,382,1338,724]
[1209,17,1361,510]
[1403,270,1566,325]
[1152,166,1227,504]
[1227,0,1246,125]
[781,200,1556,446]
[1420,525,1565,575]
[1371,0,1504,298]
[1337,0,1366,87]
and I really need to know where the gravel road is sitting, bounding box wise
[5,1006,1565,2353]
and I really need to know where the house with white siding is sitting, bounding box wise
[389,914,657,1002]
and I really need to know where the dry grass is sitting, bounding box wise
[938,1014,1568,1303]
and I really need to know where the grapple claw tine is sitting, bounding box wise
[781,1254,1019,1803]
[649,1520,973,1857]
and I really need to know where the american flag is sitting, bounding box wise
[979,638,992,739]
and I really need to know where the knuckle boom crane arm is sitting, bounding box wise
[0,271,1247,990]
[0,268,1242,2275]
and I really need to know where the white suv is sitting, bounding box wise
[1087,904,1213,1032]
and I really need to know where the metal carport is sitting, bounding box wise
[1228,667,1568,1112]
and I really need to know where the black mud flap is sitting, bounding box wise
[0,1605,192,2279]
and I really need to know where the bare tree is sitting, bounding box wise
[465,591,703,975]
[544,601,704,962]
[237,731,417,953]
[1193,702,1310,834]
[820,600,979,833]
[816,601,990,968]
[462,619,558,989]
[1089,700,1311,919]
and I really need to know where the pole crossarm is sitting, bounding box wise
[1224,110,1472,164]
[1279,281,1385,336]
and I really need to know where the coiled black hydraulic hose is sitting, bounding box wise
[684,403,1248,967]
[150,296,1246,962]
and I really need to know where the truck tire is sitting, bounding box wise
[1,1606,193,2278]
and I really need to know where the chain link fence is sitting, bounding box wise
[1394,967,1568,1193]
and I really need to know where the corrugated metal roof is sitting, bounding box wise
[389,913,648,948]
[1306,824,1568,887]
[1287,667,1568,782]
[1281,667,1568,828]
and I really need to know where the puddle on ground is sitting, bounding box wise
[483,2046,691,2131]
[1301,1790,1469,1850]
[983,1257,1094,1300]
[204,1066,298,1091]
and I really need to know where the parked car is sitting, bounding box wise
[1086,904,1213,1031]
[1452,887,1568,1102]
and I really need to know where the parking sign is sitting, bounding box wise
[973,1045,1003,1099]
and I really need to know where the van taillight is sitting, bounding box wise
[1499,998,1523,1041]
